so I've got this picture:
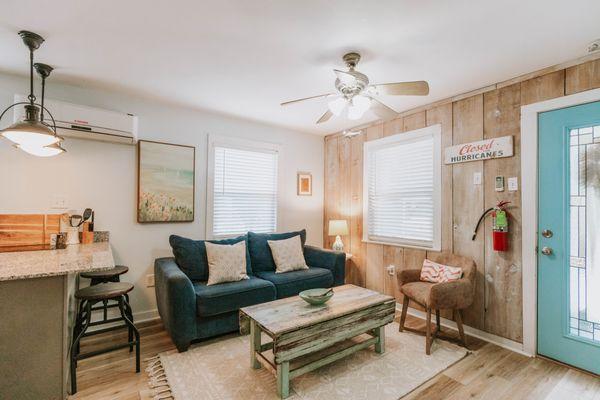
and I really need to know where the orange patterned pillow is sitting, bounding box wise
[420,259,463,283]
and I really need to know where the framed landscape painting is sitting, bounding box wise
[137,140,195,223]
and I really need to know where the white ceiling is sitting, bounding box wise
[0,0,599,135]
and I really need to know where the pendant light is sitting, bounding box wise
[0,31,64,156]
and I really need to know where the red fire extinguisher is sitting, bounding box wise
[472,201,510,251]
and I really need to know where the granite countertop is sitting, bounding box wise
[0,242,115,281]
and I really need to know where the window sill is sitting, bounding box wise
[361,238,440,252]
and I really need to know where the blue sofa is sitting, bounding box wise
[154,229,345,352]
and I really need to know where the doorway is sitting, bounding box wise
[536,100,600,374]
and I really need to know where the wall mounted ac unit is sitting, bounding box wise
[13,95,138,145]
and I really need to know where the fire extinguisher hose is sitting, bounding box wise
[471,207,495,241]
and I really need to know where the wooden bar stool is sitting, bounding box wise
[80,265,131,322]
[69,282,140,394]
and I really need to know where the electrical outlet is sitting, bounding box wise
[473,172,482,185]
[386,265,395,276]
[51,194,68,209]
[146,274,155,287]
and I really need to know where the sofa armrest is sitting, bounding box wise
[397,269,421,287]
[430,278,473,310]
[154,257,196,352]
[304,245,345,286]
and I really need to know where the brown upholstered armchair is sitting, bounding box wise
[397,252,476,355]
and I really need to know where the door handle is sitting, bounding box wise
[541,246,553,256]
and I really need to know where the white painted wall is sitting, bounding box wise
[0,72,324,319]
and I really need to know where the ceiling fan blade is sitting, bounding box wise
[371,98,398,120]
[316,109,333,124]
[372,81,429,96]
[333,69,358,85]
[281,93,332,106]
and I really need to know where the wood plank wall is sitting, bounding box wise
[323,58,600,343]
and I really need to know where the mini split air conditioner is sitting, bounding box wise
[13,95,138,145]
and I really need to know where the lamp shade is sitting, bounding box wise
[328,220,348,236]
[17,142,65,157]
[1,104,59,147]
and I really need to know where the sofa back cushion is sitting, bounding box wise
[169,234,251,281]
[248,229,306,272]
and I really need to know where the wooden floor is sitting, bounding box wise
[70,315,600,400]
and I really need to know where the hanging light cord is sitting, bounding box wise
[40,74,46,122]
[28,48,36,106]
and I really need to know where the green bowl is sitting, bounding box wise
[299,288,334,305]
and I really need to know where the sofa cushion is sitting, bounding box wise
[255,267,333,299]
[193,277,276,317]
[268,235,308,273]
[248,230,307,272]
[169,234,251,281]
[206,241,249,285]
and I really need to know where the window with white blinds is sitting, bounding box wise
[209,141,279,237]
[363,125,441,250]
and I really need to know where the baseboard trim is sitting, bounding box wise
[396,303,532,357]
[134,308,160,323]
[85,308,160,333]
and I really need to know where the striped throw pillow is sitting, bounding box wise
[420,259,463,283]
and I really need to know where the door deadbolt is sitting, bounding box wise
[542,229,553,238]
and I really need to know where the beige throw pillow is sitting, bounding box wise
[205,241,249,285]
[268,235,309,273]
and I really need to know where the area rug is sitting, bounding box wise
[146,323,469,400]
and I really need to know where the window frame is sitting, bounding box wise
[362,124,442,251]
[206,135,283,239]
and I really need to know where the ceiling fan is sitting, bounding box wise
[281,52,430,124]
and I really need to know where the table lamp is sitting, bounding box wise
[328,220,348,252]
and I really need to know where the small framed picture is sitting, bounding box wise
[297,172,312,196]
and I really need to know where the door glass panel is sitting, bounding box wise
[569,125,600,342]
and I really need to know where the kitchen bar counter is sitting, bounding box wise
[0,241,115,399]
[0,241,114,281]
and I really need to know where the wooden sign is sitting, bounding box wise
[445,136,513,164]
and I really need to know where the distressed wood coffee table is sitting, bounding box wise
[239,284,395,398]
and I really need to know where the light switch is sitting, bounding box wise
[473,172,482,185]
[508,177,518,192]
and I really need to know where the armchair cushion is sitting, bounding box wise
[169,234,251,281]
[401,279,474,310]
[401,281,434,307]
[248,230,306,272]
[430,279,474,310]
[193,276,276,317]
[255,267,333,298]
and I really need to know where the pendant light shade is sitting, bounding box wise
[1,104,60,147]
[17,142,65,157]
[0,31,64,156]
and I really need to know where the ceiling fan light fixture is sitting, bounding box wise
[347,95,371,120]
[327,97,347,116]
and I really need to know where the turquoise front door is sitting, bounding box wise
[538,100,600,374]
